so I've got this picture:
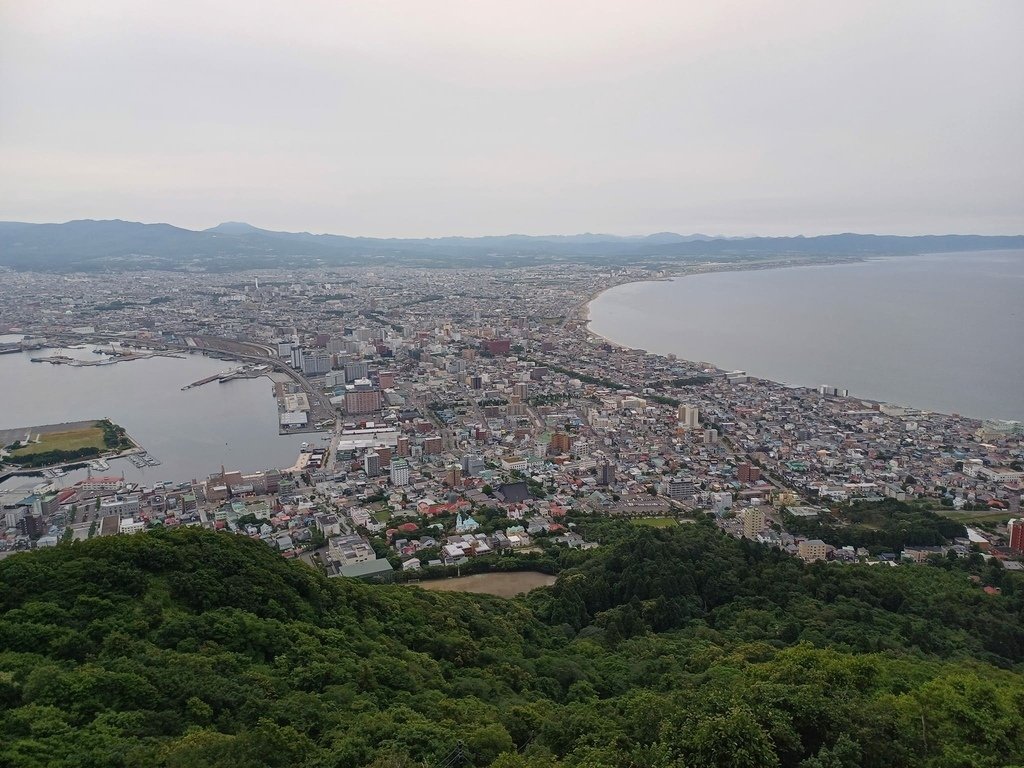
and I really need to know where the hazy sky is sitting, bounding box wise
[1,1,1022,237]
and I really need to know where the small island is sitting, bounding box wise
[0,419,135,469]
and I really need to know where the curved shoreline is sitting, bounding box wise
[578,255,1018,422]
[578,255,871,363]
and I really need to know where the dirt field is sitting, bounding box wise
[412,571,557,598]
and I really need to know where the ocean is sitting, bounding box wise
[588,251,1024,421]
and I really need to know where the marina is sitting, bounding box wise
[126,452,161,468]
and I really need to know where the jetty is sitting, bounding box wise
[181,364,270,390]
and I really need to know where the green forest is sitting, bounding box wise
[0,522,1022,767]
[782,499,968,553]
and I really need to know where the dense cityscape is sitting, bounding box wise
[3,262,1022,579]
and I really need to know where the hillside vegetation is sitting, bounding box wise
[0,523,1022,767]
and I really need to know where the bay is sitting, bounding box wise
[588,251,1024,421]
[0,347,325,487]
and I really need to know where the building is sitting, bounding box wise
[513,382,530,400]
[549,431,574,455]
[396,435,411,457]
[390,458,410,487]
[363,451,380,477]
[301,348,331,376]
[422,436,443,455]
[597,460,615,486]
[678,404,699,428]
[344,361,370,383]
[327,533,377,565]
[668,479,697,501]
[737,462,761,483]
[483,338,511,355]
[336,559,395,582]
[500,456,528,472]
[1009,519,1024,554]
[344,387,382,415]
[798,539,828,562]
[445,464,463,487]
[742,507,766,538]
[461,454,485,476]
[119,517,145,535]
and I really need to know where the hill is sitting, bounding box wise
[1,219,1022,271]
[0,523,1022,767]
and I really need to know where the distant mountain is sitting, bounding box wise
[0,219,1021,271]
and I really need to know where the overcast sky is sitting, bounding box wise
[1,1,1022,237]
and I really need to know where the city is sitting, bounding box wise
[3,262,1022,581]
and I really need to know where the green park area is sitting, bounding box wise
[937,508,1017,525]
[631,516,678,527]
[4,419,133,468]
[10,425,107,458]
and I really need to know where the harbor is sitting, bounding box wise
[126,451,161,468]
[181,364,272,390]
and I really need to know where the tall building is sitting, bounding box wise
[1009,518,1024,554]
[363,451,380,477]
[344,361,370,383]
[396,436,411,457]
[597,460,615,487]
[390,459,410,487]
[678,405,699,428]
[422,436,443,455]
[737,462,761,483]
[743,507,765,539]
[513,382,530,401]
[549,431,574,455]
[703,429,719,444]
[461,454,485,476]
[301,348,331,376]
[798,539,828,562]
[445,464,463,487]
[344,387,382,415]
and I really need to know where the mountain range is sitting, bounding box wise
[1,218,1022,271]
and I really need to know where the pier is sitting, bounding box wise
[181,365,269,390]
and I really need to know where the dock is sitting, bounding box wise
[182,365,270,390]
[126,451,161,468]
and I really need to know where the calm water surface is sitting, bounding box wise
[589,251,1024,421]
[0,347,326,487]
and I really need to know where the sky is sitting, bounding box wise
[1,1,1022,238]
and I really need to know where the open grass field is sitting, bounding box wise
[632,517,678,528]
[936,509,1016,524]
[10,424,106,457]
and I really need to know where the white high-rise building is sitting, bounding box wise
[390,459,410,487]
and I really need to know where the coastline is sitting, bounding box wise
[576,254,1016,423]
[577,254,871,360]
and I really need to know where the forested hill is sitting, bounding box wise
[1,524,1023,767]
[2,219,1022,270]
